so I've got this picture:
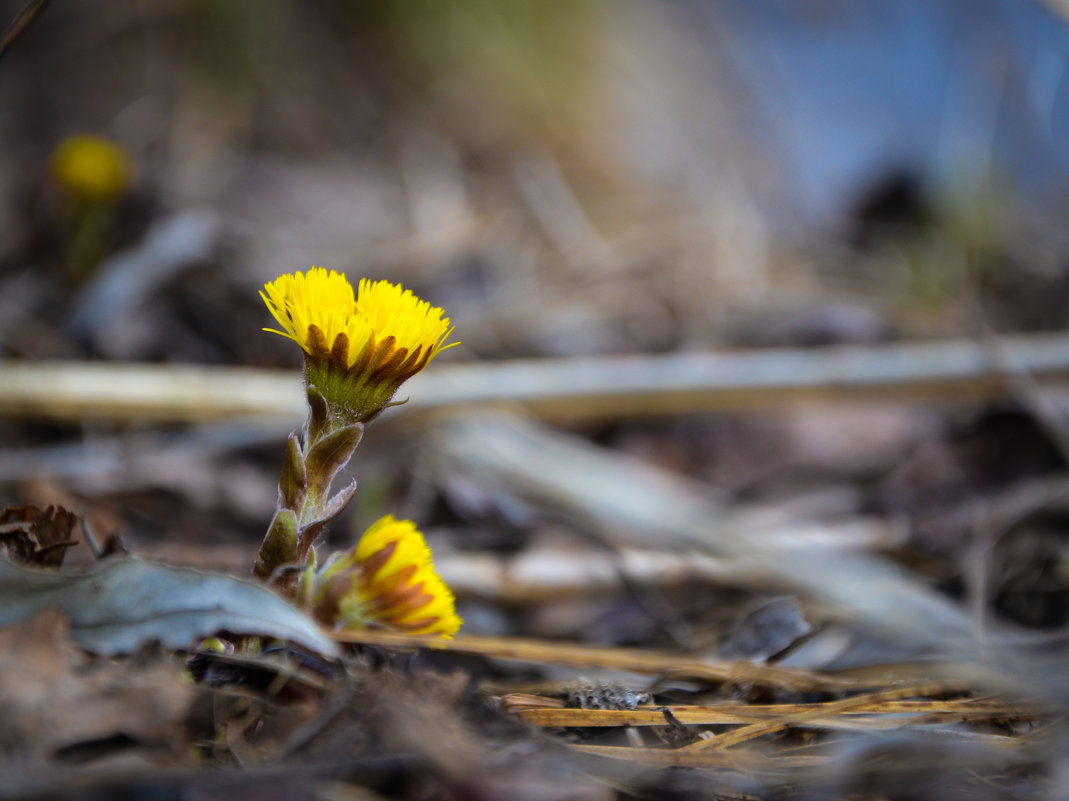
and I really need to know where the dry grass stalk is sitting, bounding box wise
[510,695,1030,730]
[333,629,952,692]
[7,331,1069,423]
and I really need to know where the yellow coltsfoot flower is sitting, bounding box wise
[261,268,456,423]
[309,515,461,638]
[50,135,133,203]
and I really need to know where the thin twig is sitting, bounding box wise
[0,0,52,62]
[681,684,972,752]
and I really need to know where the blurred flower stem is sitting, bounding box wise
[50,135,132,284]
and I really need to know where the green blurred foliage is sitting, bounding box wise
[187,0,285,95]
[339,0,605,139]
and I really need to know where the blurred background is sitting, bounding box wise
[3,0,1069,650]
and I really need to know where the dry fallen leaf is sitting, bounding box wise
[0,556,338,657]
[0,504,78,566]
[0,610,195,767]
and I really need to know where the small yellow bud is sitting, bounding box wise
[50,135,133,203]
[312,515,461,638]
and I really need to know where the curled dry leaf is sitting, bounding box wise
[0,556,338,657]
[0,504,78,567]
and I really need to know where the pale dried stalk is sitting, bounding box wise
[6,332,1069,423]
[428,413,977,652]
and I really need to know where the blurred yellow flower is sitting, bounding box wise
[50,135,132,202]
[312,515,461,638]
[261,268,456,421]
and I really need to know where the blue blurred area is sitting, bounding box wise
[677,0,1069,224]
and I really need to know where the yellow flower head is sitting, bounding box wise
[261,268,456,422]
[311,515,461,638]
[50,135,133,203]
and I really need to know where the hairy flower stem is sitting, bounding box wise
[254,384,361,594]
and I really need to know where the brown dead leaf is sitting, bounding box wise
[0,609,196,768]
[0,503,77,566]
